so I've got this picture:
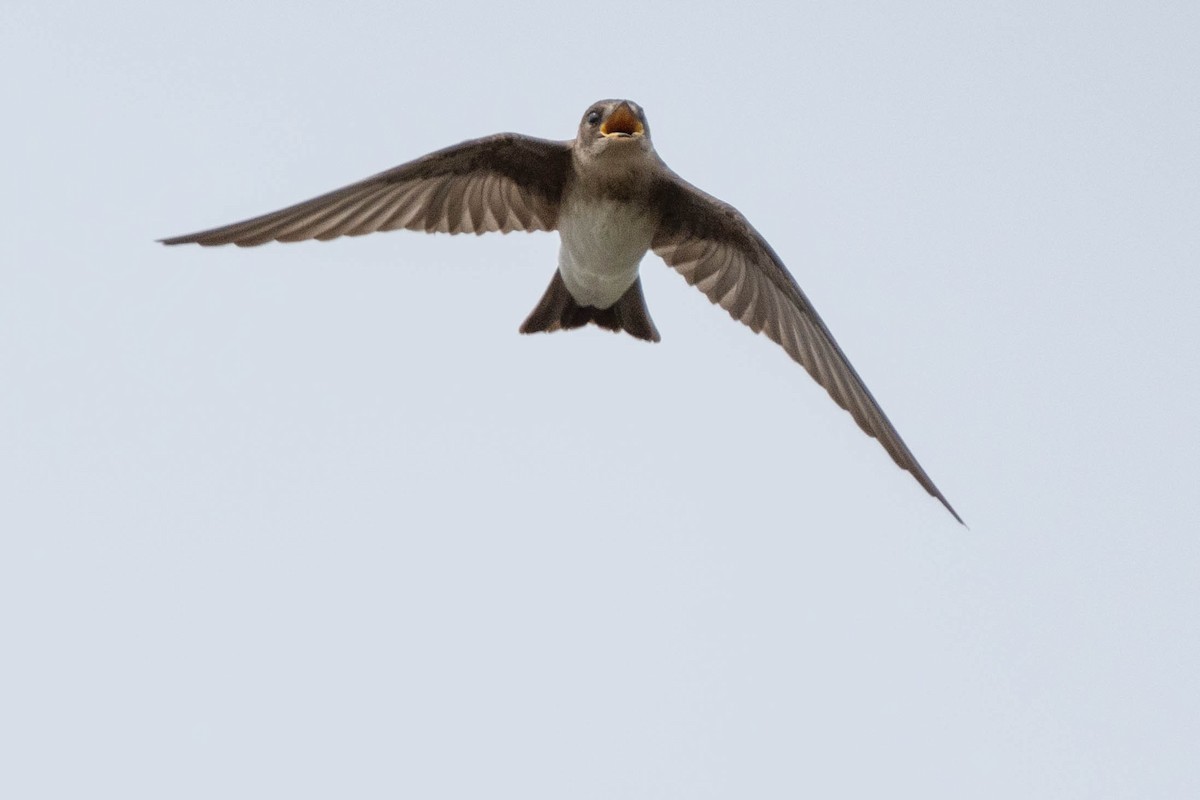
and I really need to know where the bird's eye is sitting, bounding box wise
[586,110,602,126]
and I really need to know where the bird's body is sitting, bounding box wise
[162,99,963,523]
[557,192,656,309]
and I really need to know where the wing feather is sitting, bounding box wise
[651,173,962,523]
[161,133,572,246]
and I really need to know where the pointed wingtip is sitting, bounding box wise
[938,495,967,528]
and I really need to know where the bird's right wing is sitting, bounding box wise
[161,134,573,246]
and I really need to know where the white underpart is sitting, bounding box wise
[556,195,657,309]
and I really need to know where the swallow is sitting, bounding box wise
[162,99,962,523]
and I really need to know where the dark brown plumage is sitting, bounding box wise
[520,273,660,341]
[162,99,962,524]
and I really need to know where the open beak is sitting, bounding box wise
[600,102,645,137]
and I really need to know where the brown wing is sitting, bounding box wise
[161,134,572,246]
[651,173,962,524]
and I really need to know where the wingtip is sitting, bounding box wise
[939,497,967,528]
[159,234,239,247]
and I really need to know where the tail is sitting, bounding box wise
[520,272,661,342]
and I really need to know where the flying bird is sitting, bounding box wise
[162,99,962,523]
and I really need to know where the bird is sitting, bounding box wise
[162,98,962,524]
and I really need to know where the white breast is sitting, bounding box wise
[556,195,657,309]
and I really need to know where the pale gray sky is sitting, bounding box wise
[3,1,1199,798]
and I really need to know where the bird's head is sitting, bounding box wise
[575,99,653,161]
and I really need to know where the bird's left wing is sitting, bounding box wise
[651,173,962,524]
[161,134,573,246]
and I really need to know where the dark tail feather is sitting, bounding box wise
[520,272,661,342]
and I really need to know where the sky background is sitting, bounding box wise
[3,1,1199,797]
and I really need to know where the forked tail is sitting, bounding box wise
[520,272,660,342]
